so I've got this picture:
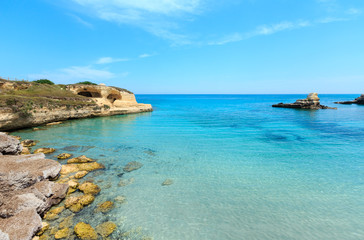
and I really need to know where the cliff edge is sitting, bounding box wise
[0,79,152,131]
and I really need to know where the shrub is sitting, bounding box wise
[103,104,110,110]
[76,81,97,85]
[33,79,55,85]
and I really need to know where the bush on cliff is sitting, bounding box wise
[76,81,97,85]
[33,79,55,85]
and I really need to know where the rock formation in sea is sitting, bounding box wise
[0,79,153,131]
[272,93,336,109]
[334,94,364,105]
[0,134,68,240]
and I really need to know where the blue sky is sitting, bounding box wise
[0,0,363,94]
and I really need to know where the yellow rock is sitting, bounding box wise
[57,153,72,160]
[59,215,74,229]
[44,206,64,220]
[33,148,56,154]
[96,222,117,237]
[21,147,31,155]
[78,194,95,206]
[60,165,79,175]
[67,155,94,164]
[32,237,40,240]
[60,162,104,175]
[38,235,49,240]
[95,201,114,213]
[54,228,69,239]
[46,121,62,126]
[21,139,37,147]
[65,194,95,213]
[74,171,88,179]
[78,182,101,195]
[74,222,98,240]
[50,227,58,235]
[36,222,49,236]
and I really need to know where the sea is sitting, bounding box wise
[13,94,364,240]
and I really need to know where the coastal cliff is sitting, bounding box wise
[0,79,152,131]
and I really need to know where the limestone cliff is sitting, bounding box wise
[0,80,152,131]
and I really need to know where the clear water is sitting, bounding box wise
[13,95,364,240]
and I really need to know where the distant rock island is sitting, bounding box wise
[272,93,336,110]
[334,94,364,105]
[0,78,153,131]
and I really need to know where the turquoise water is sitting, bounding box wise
[14,95,364,240]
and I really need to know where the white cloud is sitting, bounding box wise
[70,14,94,28]
[139,53,152,58]
[29,66,115,84]
[69,0,204,44]
[96,57,129,64]
[346,8,362,15]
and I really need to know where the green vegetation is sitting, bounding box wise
[76,81,97,85]
[33,79,55,85]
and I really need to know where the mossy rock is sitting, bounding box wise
[57,153,72,160]
[74,222,98,240]
[34,148,55,154]
[78,182,101,195]
[95,201,114,213]
[67,155,94,164]
[54,228,70,239]
[96,222,117,237]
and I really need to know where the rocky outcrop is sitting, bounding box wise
[272,93,336,109]
[0,133,22,155]
[334,94,364,105]
[0,83,153,131]
[0,153,68,240]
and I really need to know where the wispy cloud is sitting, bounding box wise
[29,66,116,84]
[346,8,362,16]
[69,0,204,44]
[139,53,153,58]
[70,14,94,28]
[96,57,129,64]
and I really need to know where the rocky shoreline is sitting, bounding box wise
[272,93,337,110]
[334,94,364,105]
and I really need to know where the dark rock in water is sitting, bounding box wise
[0,132,22,155]
[272,93,336,110]
[123,161,143,172]
[117,173,125,178]
[144,149,156,156]
[0,153,68,240]
[335,94,364,105]
[62,145,81,152]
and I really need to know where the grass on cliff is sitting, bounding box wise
[0,83,97,118]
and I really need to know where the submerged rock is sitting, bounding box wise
[54,228,70,239]
[114,196,127,204]
[272,93,336,110]
[78,182,101,195]
[162,179,174,186]
[64,194,95,213]
[21,139,38,147]
[33,148,56,154]
[57,153,72,160]
[60,162,104,175]
[67,155,94,164]
[96,221,117,237]
[123,161,143,172]
[335,94,364,105]
[36,222,50,236]
[118,177,135,187]
[0,132,22,155]
[74,171,88,179]
[95,201,114,213]
[44,206,65,221]
[74,222,98,240]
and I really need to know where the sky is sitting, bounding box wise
[0,0,363,94]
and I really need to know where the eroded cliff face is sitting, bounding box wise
[0,83,152,131]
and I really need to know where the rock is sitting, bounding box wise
[59,215,74,229]
[335,94,364,105]
[74,171,88,179]
[162,179,174,186]
[57,153,72,160]
[44,206,65,221]
[78,182,101,195]
[118,177,135,187]
[123,161,143,172]
[33,148,56,154]
[272,93,336,110]
[0,209,42,240]
[36,222,50,236]
[114,196,127,204]
[95,201,114,213]
[60,162,104,175]
[21,147,31,155]
[67,180,79,194]
[46,121,62,126]
[65,194,95,213]
[96,222,117,237]
[67,155,94,164]
[54,228,70,239]
[74,222,98,240]
[21,139,38,147]
[0,132,22,155]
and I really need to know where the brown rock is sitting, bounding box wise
[44,206,64,221]
[74,171,88,179]
[95,201,114,213]
[96,222,117,237]
[0,209,42,240]
[67,155,94,164]
[78,182,101,195]
[46,121,62,126]
[0,132,22,155]
[33,148,56,154]
[21,147,31,155]
[74,222,98,240]
[57,153,72,160]
[21,139,38,147]
[36,222,50,236]
[123,161,143,172]
[60,162,104,175]
[65,194,95,213]
[54,228,69,239]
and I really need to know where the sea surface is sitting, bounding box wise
[14,95,364,240]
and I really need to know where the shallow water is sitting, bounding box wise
[14,95,364,240]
